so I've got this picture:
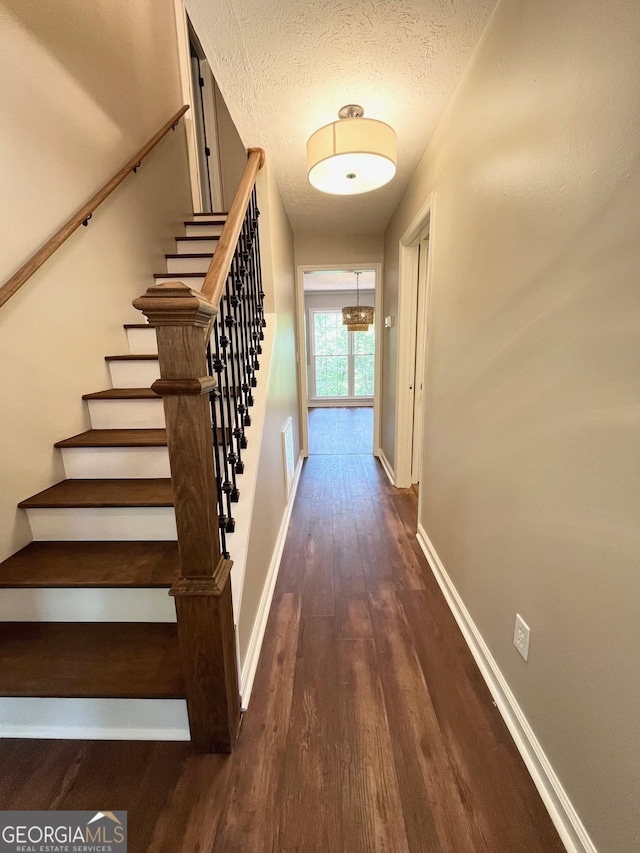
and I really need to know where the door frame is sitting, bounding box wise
[295,263,383,458]
[173,0,223,212]
[410,237,430,484]
[196,56,224,211]
[394,193,435,488]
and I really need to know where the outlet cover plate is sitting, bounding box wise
[513,613,530,661]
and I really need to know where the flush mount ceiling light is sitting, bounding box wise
[343,271,374,332]
[307,105,397,195]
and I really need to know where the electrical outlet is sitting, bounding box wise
[513,614,531,661]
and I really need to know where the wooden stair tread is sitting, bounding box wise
[83,388,159,400]
[105,354,158,361]
[154,272,205,280]
[123,323,152,329]
[0,622,184,698]
[55,429,167,448]
[176,235,221,242]
[165,253,214,259]
[0,541,179,588]
[18,479,173,508]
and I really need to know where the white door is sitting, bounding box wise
[410,238,429,484]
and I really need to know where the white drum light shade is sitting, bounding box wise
[307,113,397,195]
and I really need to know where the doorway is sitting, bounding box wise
[394,194,434,490]
[296,265,383,458]
[173,0,224,213]
[410,236,430,484]
[187,24,223,213]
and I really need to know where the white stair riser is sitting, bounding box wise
[154,275,205,288]
[26,507,177,541]
[192,212,226,220]
[0,588,176,622]
[176,239,218,255]
[185,223,224,237]
[166,255,213,274]
[87,398,165,430]
[61,447,170,479]
[108,359,159,388]
[126,327,157,354]
[0,698,189,741]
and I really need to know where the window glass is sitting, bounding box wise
[312,311,374,398]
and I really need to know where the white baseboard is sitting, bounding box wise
[239,452,304,707]
[378,447,395,486]
[415,525,597,853]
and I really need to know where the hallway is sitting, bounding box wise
[218,451,564,852]
[0,441,563,851]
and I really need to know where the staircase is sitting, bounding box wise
[0,212,250,748]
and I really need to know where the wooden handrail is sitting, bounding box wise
[0,105,190,310]
[201,147,265,305]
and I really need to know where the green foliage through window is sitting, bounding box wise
[312,311,375,398]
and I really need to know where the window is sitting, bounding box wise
[311,310,375,399]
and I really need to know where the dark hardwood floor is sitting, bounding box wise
[0,451,564,852]
[308,406,373,454]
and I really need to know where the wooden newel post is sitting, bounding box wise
[133,281,240,753]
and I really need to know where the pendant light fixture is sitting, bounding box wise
[342,271,374,332]
[307,105,397,196]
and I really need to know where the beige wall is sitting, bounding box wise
[294,232,383,268]
[304,289,375,312]
[213,79,247,211]
[0,0,192,561]
[382,1,640,850]
[238,161,300,663]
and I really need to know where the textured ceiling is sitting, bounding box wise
[186,0,497,235]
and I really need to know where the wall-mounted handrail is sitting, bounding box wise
[0,105,190,310]
[201,147,265,306]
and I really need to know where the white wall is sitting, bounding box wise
[237,161,301,664]
[382,1,640,850]
[0,0,192,562]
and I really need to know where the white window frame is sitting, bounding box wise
[308,308,375,405]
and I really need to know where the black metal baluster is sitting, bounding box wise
[206,339,230,559]
[234,241,251,424]
[213,312,239,522]
[235,219,255,412]
[229,254,250,437]
[198,182,265,557]
[212,318,236,522]
[247,190,262,372]
[246,189,266,354]
[242,202,258,379]
[221,273,245,478]
[252,187,266,339]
